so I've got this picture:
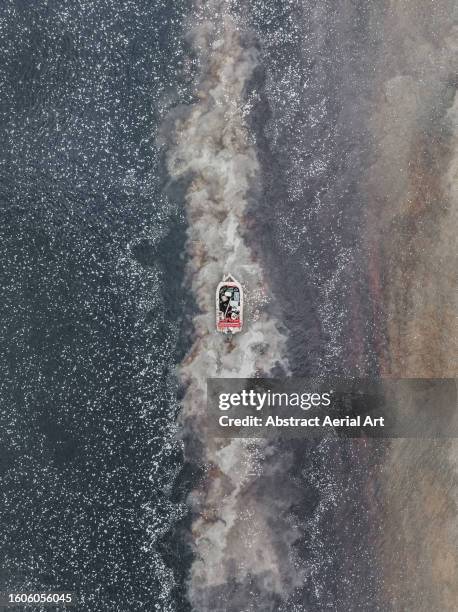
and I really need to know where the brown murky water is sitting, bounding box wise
[364,2,457,609]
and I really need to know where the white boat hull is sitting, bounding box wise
[216,274,243,334]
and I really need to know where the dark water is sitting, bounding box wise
[0,1,192,610]
[245,0,382,376]
[245,4,385,608]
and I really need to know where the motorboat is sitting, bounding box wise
[216,274,243,334]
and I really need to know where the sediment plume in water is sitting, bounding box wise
[364,2,458,609]
[163,1,458,609]
[164,3,303,609]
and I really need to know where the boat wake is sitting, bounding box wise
[163,2,305,609]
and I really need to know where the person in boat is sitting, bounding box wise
[219,292,231,319]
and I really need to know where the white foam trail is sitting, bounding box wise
[163,2,303,608]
